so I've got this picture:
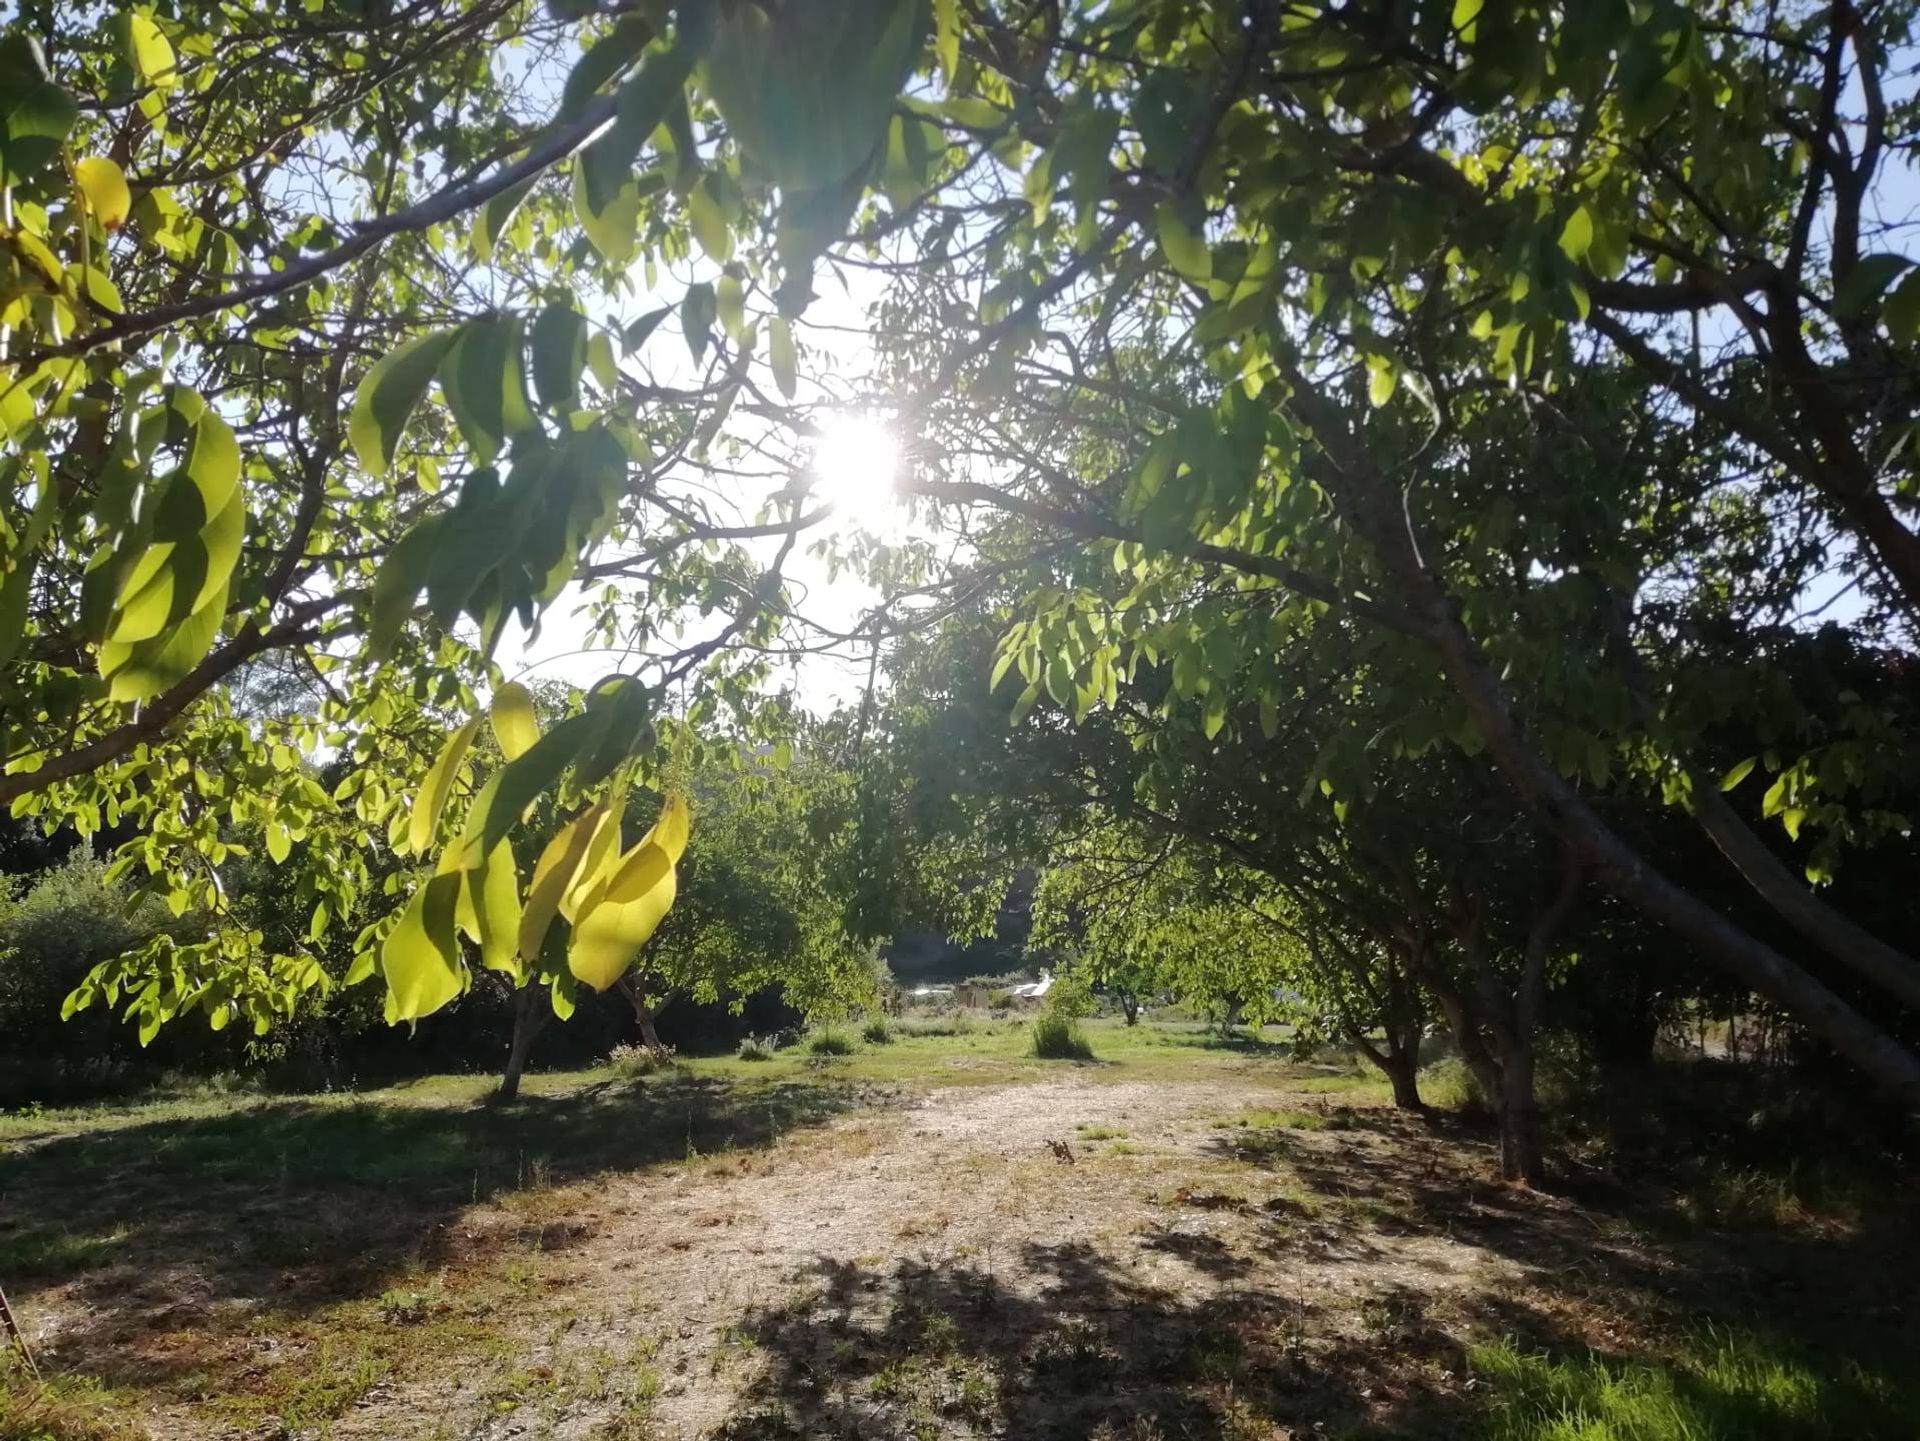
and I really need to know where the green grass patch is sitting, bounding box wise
[0,1224,129,1278]
[1473,1328,1920,1440]
[1075,1124,1127,1141]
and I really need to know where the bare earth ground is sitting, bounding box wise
[2,1046,1914,1440]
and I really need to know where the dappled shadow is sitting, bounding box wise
[716,1241,1485,1439]
[0,1076,865,1379]
[1199,1096,1920,1359]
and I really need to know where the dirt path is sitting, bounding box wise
[14,1068,1710,1440]
[283,1074,1599,1441]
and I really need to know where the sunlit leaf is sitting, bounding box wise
[491,681,540,760]
[349,328,459,476]
[75,156,132,230]
[408,718,481,857]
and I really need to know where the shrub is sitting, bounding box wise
[1418,1055,1488,1113]
[987,990,1015,1011]
[1032,1013,1094,1061]
[736,1035,776,1062]
[607,1042,673,1079]
[805,1027,855,1056]
[861,1017,894,1045]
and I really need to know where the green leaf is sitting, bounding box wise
[573,37,703,262]
[1154,201,1210,282]
[1367,355,1398,407]
[688,181,734,263]
[381,871,465,1024]
[933,0,960,78]
[491,680,540,760]
[117,14,178,88]
[0,36,79,184]
[560,14,654,118]
[573,164,643,266]
[472,172,538,264]
[97,582,227,702]
[770,316,798,399]
[707,0,924,190]
[1884,269,1920,341]
[530,303,589,410]
[369,514,444,659]
[1719,757,1757,792]
[1452,0,1485,43]
[462,706,611,855]
[683,281,716,363]
[1559,204,1594,263]
[465,838,525,979]
[409,718,481,857]
[439,316,533,464]
[1835,253,1912,318]
[266,821,293,865]
[349,328,459,476]
[717,271,747,343]
[623,305,672,354]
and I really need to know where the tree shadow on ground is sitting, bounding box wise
[0,1076,864,1371]
[715,1242,1492,1440]
[1198,1098,1920,1360]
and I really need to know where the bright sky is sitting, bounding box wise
[490,243,912,713]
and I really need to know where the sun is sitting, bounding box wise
[807,412,901,518]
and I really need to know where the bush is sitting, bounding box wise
[987,990,1015,1011]
[606,1042,673,1079]
[1418,1055,1489,1113]
[1032,1012,1095,1061]
[861,1017,894,1045]
[736,1035,776,1062]
[805,1027,855,1056]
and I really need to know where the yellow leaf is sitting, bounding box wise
[623,793,690,877]
[560,791,628,922]
[124,14,178,87]
[465,838,525,979]
[568,842,677,991]
[491,681,539,760]
[75,157,132,231]
[381,872,466,1023]
[518,804,609,962]
[408,718,481,856]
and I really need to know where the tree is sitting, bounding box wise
[4,2,937,1036]
[812,1,1920,1105]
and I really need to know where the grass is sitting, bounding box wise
[804,1027,856,1057]
[1032,1013,1095,1060]
[1,1027,1911,1441]
[1472,1328,1920,1440]
[862,1017,895,1045]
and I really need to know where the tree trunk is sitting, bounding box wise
[617,976,670,1054]
[499,987,546,1099]
[1342,1017,1425,1111]
[1498,1042,1543,1184]
[1119,990,1140,1025]
[1691,783,1920,1012]
[1382,1036,1424,1112]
